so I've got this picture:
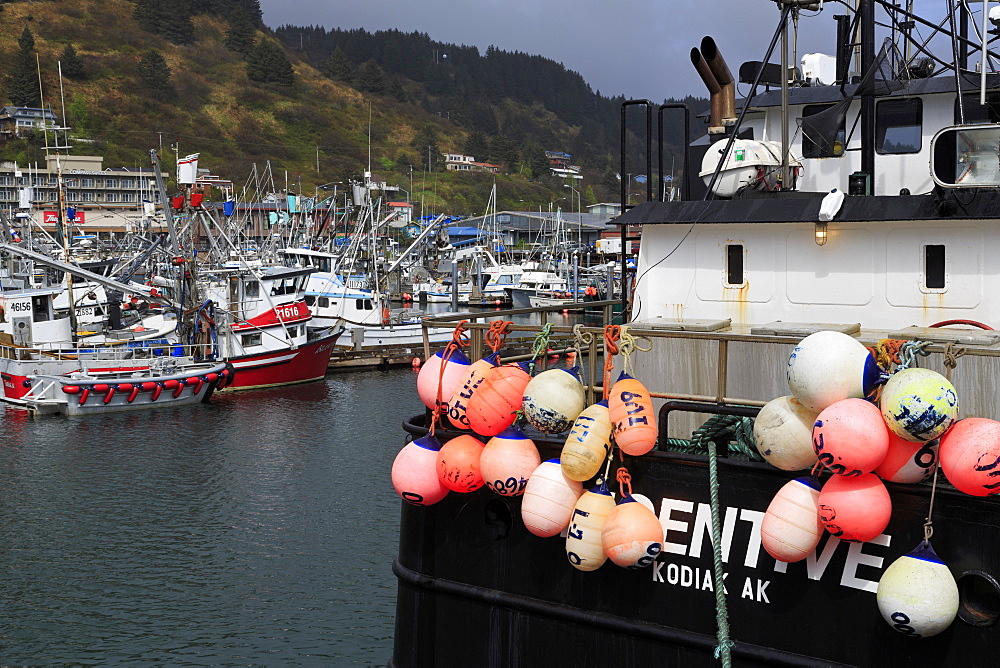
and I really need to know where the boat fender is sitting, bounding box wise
[817,473,891,543]
[204,373,219,384]
[608,372,658,456]
[818,187,845,222]
[79,388,90,405]
[382,307,391,325]
[523,367,586,434]
[879,368,958,443]
[102,385,117,404]
[151,383,163,401]
[561,400,613,481]
[602,494,664,568]
[520,459,584,538]
[813,398,889,476]
[480,426,541,496]
[172,380,187,398]
[117,383,137,403]
[566,481,616,572]
[938,417,1000,496]
[761,477,823,563]
[391,435,450,506]
[62,385,81,394]
[22,378,31,388]
[876,540,959,637]
[189,377,204,395]
[436,434,486,493]
[753,395,819,471]
[787,330,884,413]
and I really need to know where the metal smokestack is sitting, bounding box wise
[690,47,723,134]
[700,36,737,131]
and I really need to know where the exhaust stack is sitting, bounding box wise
[693,36,737,134]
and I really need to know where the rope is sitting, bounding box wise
[923,457,941,545]
[942,341,966,382]
[571,324,593,382]
[869,338,906,370]
[485,320,513,355]
[616,325,652,377]
[602,325,621,401]
[528,323,554,375]
[616,466,633,498]
[663,415,764,462]
[706,429,734,665]
[428,321,470,436]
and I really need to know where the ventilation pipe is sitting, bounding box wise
[690,47,723,134]
[701,37,737,130]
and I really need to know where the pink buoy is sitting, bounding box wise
[436,434,486,493]
[391,435,450,506]
[411,357,421,369]
[608,372,657,456]
[521,459,584,537]
[415,346,471,411]
[602,494,663,568]
[761,477,823,563]
[812,398,889,476]
[875,434,938,484]
[817,473,891,542]
[467,362,531,437]
[480,425,541,496]
[939,417,1000,496]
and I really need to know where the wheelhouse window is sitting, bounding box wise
[801,104,846,158]
[241,332,261,347]
[725,244,744,286]
[924,244,946,290]
[244,280,259,298]
[318,297,329,308]
[876,98,922,154]
[957,93,1000,124]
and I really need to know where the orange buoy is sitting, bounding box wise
[411,357,421,369]
[939,417,1000,496]
[761,477,823,563]
[812,398,889,476]
[521,459,584,537]
[817,473,891,542]
[416,346,471,411]
[608,372,657,456]
[522,367,586,434]
[467,362,531,437]
[480,425,541,496]
[436,434,486,493]
[602,494,664,568]
[391,435,450,506]
[560,400,613,481]
[875,434,937,483]
[566,481,616,571]
[447,352,500,430]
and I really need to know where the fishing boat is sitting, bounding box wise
[392,2,1000,665]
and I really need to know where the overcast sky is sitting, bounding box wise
[258,1,969,101]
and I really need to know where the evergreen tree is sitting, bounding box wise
[412,125,441,171]
[388,78,410,104]
[134,0,194,45]
[137,50,173,93]
[224,7,256,57]
[321,47,354,85]
[246,40,295,86]
[9,27,39,108]
[488,134,519,170]
[463,131,489,161]
[523,142,549,180]
[357,60,387,94]
[60,44,85,80]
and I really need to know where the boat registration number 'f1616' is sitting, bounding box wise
[652,496,891,604]
[274,304,306,320]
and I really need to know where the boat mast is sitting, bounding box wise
[860,0,875,187]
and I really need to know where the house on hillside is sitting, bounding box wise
[443,153,501,174]
[387,201,412,226]
[545,150,582,180]
[0,106,59,139]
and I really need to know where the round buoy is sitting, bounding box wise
[761,477,823,563]
[608,372,657,456]
[880,368,958,443]
[566,481,616,571]
[467,363,532,436]
[447,352,500,430]
[787,331,883,413]
[480,426,541,496]
[416,346,471,411]
[521,459,584,537]
[753,395,820,471]
[561,400,613,481]
[391,435,450,506]
[436,434,486,493]
[813,398,890,476]
[877,541,959,637]
[411,357,421,369]
[602,494,664,568]
[817,473,891,542]
[939,417,1000,496]
[875,434,938,484]
[523,367,586,434]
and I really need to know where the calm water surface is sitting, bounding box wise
[0,369,420,665]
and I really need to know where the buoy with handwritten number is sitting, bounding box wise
[561,400,613,481]
[787,330,883,413]
[447,352,500,430]
[812,398,889,476]
[938,417,1000,496]
[880,368,958,443]
[436,434,486,493]
[817,473,891,542]
[416,347,471,411]
[467,362,532,436]
[480,425,542,497]
[566,481,616,571]
[602,494,664,568]
[875,435,938,484]
[522,367,586,434]
[753,395,819,471]
[391,435,450,506]
[608,372,657,456]
[876,541,959,637]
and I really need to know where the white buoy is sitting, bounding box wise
[523,367,587,434]
[521,459,584,537]
[786,330,883,413]
[565,481,616,571]
[761,477,823,563]
[753,395,819,471]
[877,541,959,637]
[561,400,613,481]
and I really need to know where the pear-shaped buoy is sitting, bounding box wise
[467,363,532,437]
[608,372,657,456]
[480,425,541,497]
[761,477,823,563]
[447,352,500,430]
[436,434,486,493]
[561,400,613,481]
[786,331,883,413]
[880,368,958,443]
[521,459,584,537]
[566,481,616,571]
[602,494,663,568]
[753,395,819,471]
[391,435,450,506]
[817,472,891,543]
[523,367,586,434]
[876,541,959,637]
[416,346,471,411]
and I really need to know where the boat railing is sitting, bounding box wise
[0,340,215,366]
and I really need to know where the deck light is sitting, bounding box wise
[814,221,828,246]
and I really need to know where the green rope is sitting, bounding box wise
[528,323,553,375]
[663,415,764,462]
[698,426,735,666]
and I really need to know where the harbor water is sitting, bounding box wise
[0,370,417,665]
